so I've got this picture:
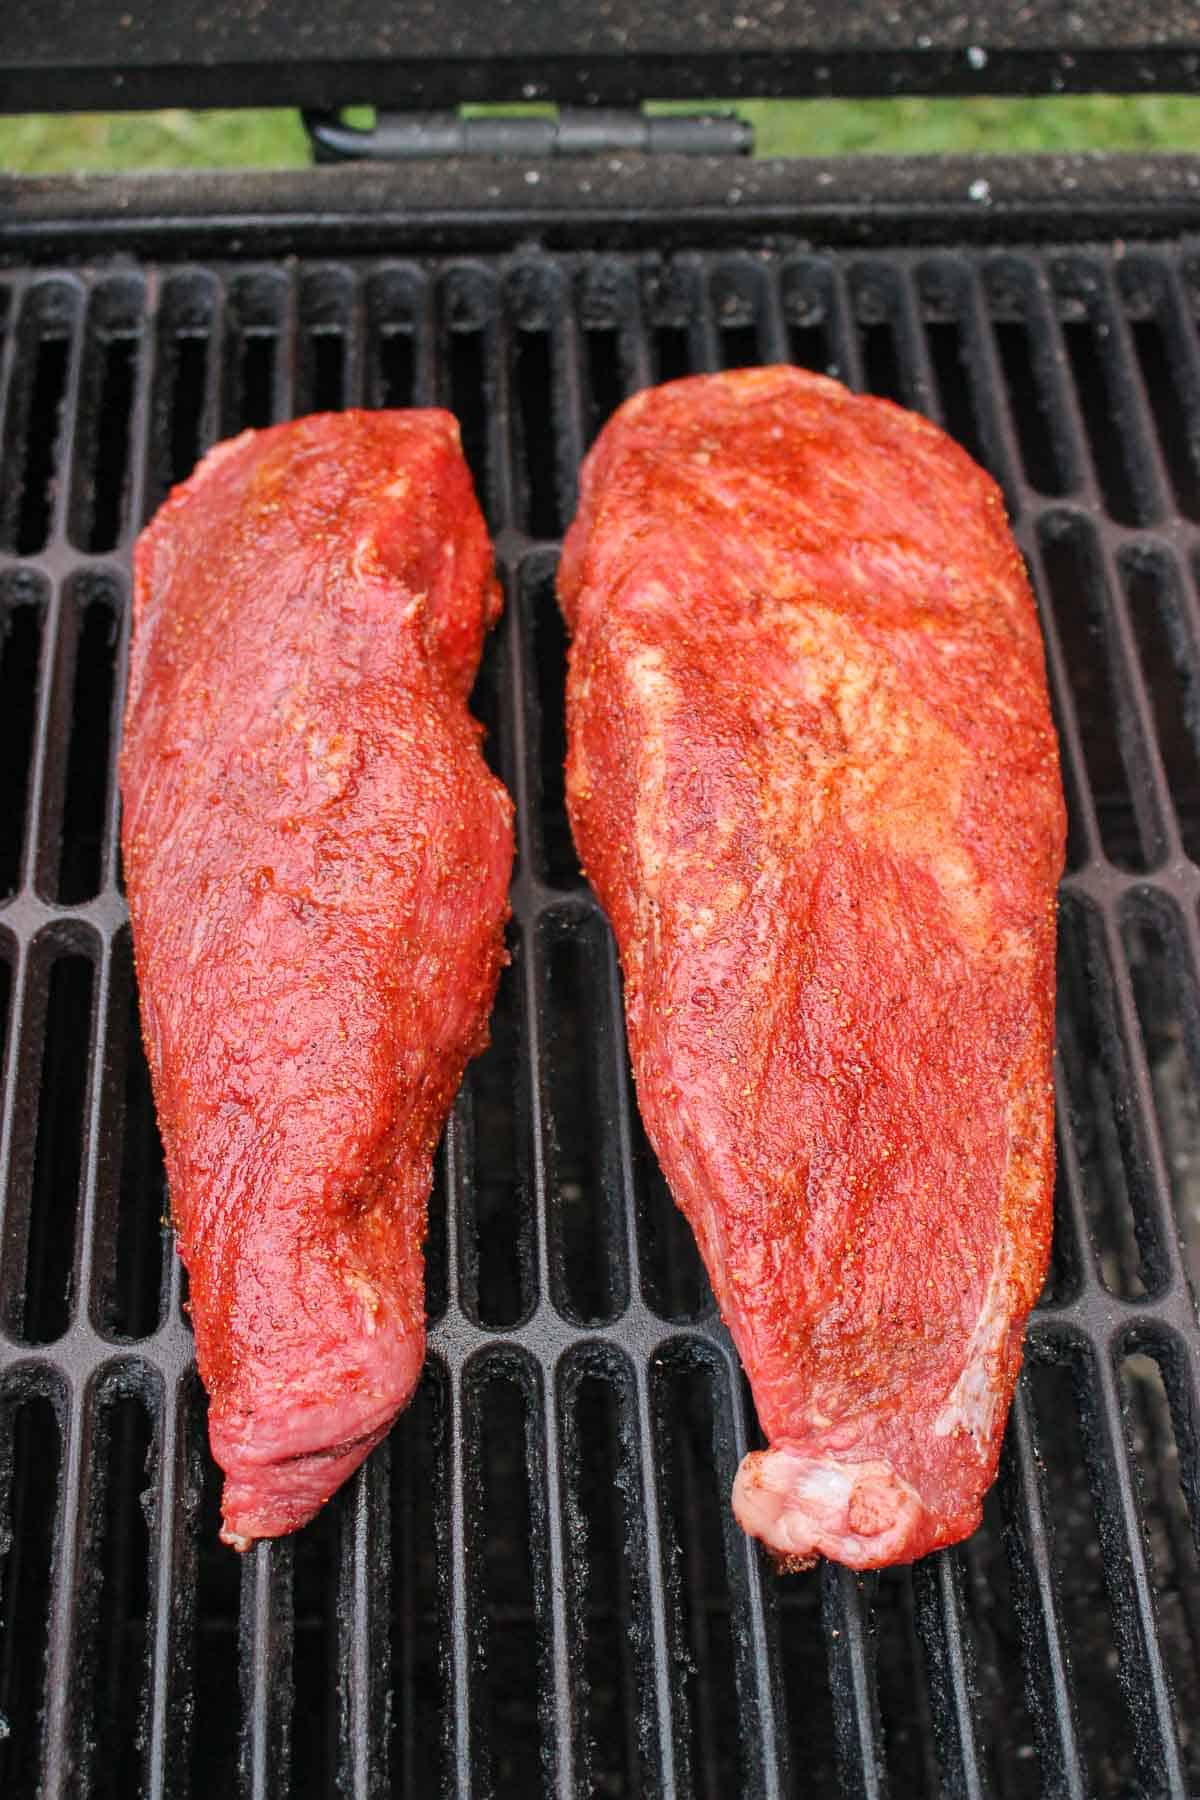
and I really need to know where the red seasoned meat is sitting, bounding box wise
[559,368,1065,1569]
[121,411,513,1547]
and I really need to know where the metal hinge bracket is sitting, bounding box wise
[303,106,753,162]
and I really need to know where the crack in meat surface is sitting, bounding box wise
[559,367,1065,1569]
[121,410,513,1546]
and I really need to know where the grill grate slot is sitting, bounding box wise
[290,1493,339,1790]
[462,950,534,1331]
[367,266,429,412]
[1052,257,1166,530]
[1057,897,1160,1297]
[542,918,629,1325]
[508,267,565,541]
[916,261,991,476]
[653,1349,743,1796]
[225,272,287,433]
[52,579,120,906]
[189,1377,242,1794]
[582,319,625,442]
[1118,257,1200,523]
[1119,547,1200,861]
[14,948,95,1344]
[1026,1354,1140,1791]
[711,259,769,372]
[84,1379,155,1800]
[0,576,45,901]
[634,1100,712,1322]
[1037,514,1162,871]
[390,1370,448,1794]
[1123,901,1200,1285]
[984,264,1076,499]
[101,935,169,1340]
[469,1357,548,1795]
[1120,1346,1200,1780]
[851,267,911,409]
[0,283,79,557]
[68,279,142,556]
[0,1387,62,1796]
[440,269,494,523]
[562,1356,651,1798]
[519,556,577,886]
[0,243,1199,1798]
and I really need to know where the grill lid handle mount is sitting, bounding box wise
[303,106,754,161]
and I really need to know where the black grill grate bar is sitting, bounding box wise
[43,280,89,555]
[197,266,227,464]
[911,1552,988,1800]
[97,276,156,901]
[2,245,1200,1798]
[822,261,867,393]
[1050,1057,1104,1294]
[551,264,589,530]
[1176,1327,1200,1518]
[343,267,369,411]
[631,1357,685,1799]
[143,1359,194,1800]
[754,261,790,369]
[60,932,116,1338]
[337,1449,391,1800]
[821,1566,888,1800]
[531,1368,583,1795]
[484,266,519,542]
[1083,1341,1190,1791]
[501,558,548,920]
[600,931,683,1798]
[619,264,655,396]
[39,1376,90,1798]
[1002,1382,1089,1798]
[0,281,24,545]
[707,1362,789,1799]
[687,256,722,377]
[239,1539,294,1799]
[275,267,299,424]
[409,268,439,410]
[438,1106,483,1798]
[507,846,582,1783]
[7,577,67,902]
[0,940,35,1333]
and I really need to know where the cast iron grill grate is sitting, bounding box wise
[0,241,1199,1799]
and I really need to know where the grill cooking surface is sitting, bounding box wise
[1,243,1199,1798]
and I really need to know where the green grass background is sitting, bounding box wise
[2,96,1200,172]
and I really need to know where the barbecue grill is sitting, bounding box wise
[2,7,1200,1796]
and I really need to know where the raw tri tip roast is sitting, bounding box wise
[120,408,514,1546]
[558,365,1066,1570]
